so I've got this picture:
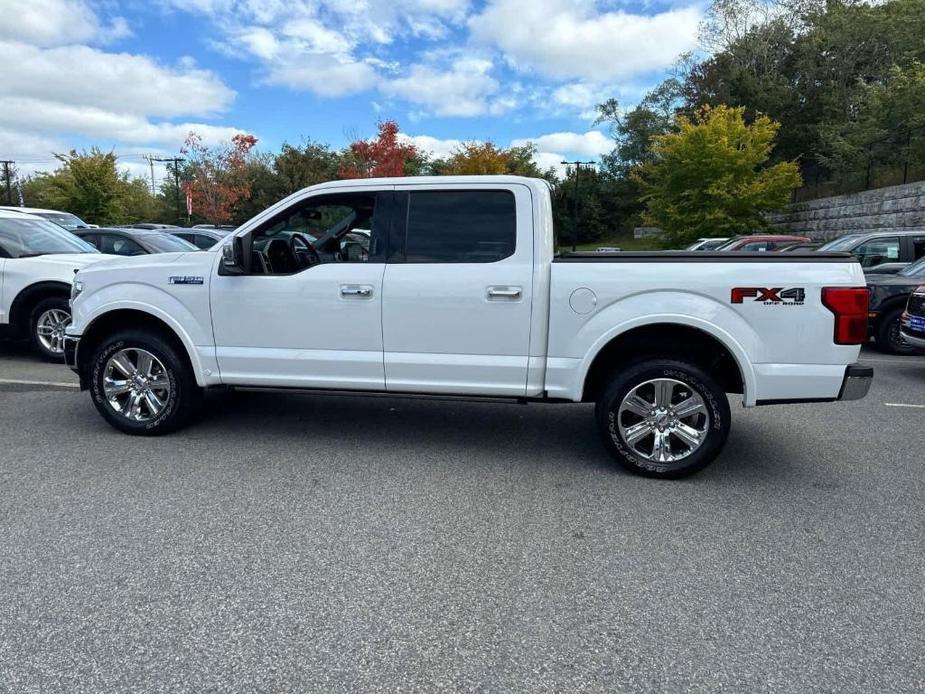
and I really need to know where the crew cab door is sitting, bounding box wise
[210,188,390,390]
[381,184,534,396]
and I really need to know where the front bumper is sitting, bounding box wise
[900,312,925,349]
[63,335,80,372]
[838,363,873,401]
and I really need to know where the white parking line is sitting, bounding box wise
[884,402,925,409]
[0,378,79,389]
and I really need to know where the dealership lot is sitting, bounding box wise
[0,343,923,692]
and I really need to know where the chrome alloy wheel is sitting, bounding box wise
[102,348,171,422]
[617,377,710,463]
[35,308,70,355]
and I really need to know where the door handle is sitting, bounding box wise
[341,285,373,298]
[487,286,522,299]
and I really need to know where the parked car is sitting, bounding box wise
[596,246,622,253]
[0,210,109,360]
[866,256,925,354]
[816,230,925,273]
[900,285,925,350]
[0,206,91,230]
[168,228,227,250]
[777,242,822,252]
[124,223,183,230]
[192,224,237,231]
[65,176,872,479]
[715,235,811,251]
[74,228,197,256]
[685,237,729,251]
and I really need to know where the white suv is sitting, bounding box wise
[0,210,110,360]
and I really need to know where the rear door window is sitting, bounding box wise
[401,190,516,263]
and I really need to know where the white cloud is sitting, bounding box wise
[0,41,234,118]
[512,131,612,158]
[398,134,464,158]
[469,0,701,82]
[383,57,509,117]
[0,97,246,147]
[0,0,130,47]
[165,0,473,97]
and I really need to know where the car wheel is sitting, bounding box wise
[29,296,71,362]
[876,308,919,355]
[595,359,731,479]
[89,329,202,435]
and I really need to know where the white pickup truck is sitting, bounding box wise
[65,176,872,478]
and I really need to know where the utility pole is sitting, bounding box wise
[561,160,595,252]
[143,154,156,195]
[0,160,14,205]
[151,156,185,224]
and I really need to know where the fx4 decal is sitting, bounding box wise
[731,287,805,305]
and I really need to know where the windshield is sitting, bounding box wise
[898,256,925,277]
[817,235,862,251]
[0,217,98,257]
[144,233,198,253]
[714,238,743,251]
[35,211,88,230]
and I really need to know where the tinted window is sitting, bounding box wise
[403,191,516,263]
[144,234,197,253]
[912,237,925,260]
[98,234,147,255]
[854,237,899,268]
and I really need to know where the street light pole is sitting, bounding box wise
[561,160,595,252]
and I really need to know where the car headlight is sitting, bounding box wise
[70,279,84,304]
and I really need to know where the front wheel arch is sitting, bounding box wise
[77,309,199,387]
[9,282,71,333]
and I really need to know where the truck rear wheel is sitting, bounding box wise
[595,359,730,479]
[88,329,201,436]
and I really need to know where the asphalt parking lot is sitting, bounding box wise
[0,342,922,693]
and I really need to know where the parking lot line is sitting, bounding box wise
[0,378,79,389]
[884,402,925,409]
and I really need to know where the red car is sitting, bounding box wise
[715,235,812,252]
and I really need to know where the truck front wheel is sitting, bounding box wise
[595,359,731,479]
[88,329,202,435]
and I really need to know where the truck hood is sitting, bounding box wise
[17,253,115,271]
[81,251,196,272]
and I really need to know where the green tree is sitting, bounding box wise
[634,105,802,247]
[20,149,157,225]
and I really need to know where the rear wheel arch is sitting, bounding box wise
[580,323,748,403]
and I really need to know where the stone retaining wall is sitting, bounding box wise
[767,181,925,240]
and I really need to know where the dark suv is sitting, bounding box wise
[867,256,925,354]
[817,230,925,273]
[900,286,925,350]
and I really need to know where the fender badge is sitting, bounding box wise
[169,276,204,285]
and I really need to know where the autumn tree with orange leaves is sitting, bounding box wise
[339,120,421,178]
[182,132,258,224]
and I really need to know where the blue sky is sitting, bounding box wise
[0,0,704,183]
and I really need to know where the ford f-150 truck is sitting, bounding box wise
[64,176,873,478]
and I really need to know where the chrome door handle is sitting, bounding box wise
[341,285,372,297]
[487,286,522,299]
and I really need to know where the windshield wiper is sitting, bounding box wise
[16,252,48,258]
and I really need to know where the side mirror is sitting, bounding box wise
[220,236,248,275]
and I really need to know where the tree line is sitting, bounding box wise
[5,0,922,248]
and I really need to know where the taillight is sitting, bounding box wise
[822,287,869,345]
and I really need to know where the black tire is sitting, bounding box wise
[89,329,202,435]
[29,296,70,362]
[876,307,920,355]
[595,359,731,479]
